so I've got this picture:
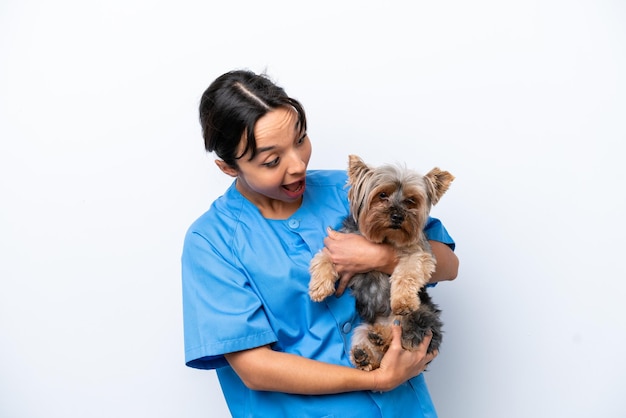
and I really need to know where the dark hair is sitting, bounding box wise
[199,70,307,168]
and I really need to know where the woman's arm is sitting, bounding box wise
[224,322,436,394]
[322,228,459,296]
[428,240,459,283]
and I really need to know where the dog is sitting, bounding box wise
[308,155,454,371]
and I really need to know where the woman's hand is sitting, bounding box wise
[322,228,459,296]
[371,321,438,392]
[322,228,397,296]
[224,321,437,395]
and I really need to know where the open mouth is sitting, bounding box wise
[282,179,305,197]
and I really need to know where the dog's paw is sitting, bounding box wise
[389,270,424,315]
[400,329,425,351]
[402,308,443,353]
[367,330,386,347]
[367,323,392,349]
[351,346,377,371]
[390,293,420,316]
[308,254,339,302]
[309,278,336,302]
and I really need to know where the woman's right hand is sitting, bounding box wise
[371,321,438,392]
[322,228,397,296]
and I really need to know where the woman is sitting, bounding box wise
[182,70,459,417]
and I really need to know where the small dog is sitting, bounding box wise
[309,155,454,371]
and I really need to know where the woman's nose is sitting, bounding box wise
[286,151,306,174]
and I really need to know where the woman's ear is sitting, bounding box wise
[215,160,238,177]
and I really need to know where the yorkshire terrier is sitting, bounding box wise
[309,155,454,371]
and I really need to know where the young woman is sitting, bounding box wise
[182,70,459,417]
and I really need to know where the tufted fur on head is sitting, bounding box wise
[346,154,454,249]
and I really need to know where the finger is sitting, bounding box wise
[425,349,438,364]
[418,330,433,353]
[334,272,354,297]
[322,234,339,250]
[388,317,403,348]
[327,227,350,241]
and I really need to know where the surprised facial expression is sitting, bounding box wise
[223,106,312,217]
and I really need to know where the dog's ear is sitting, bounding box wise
[347,155,373,222]
[347,154,370,183]
[424,168,455,205]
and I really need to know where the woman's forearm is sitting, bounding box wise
[225,345,376,394]
[224,324,435,395]
[371,240,458,283]
[326,231,459,294]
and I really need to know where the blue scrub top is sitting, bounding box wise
[182,170,454,418]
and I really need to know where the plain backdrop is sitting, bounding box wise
[1,0,625,417]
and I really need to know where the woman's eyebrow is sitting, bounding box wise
[255,145,276,154]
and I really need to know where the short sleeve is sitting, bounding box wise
[424,216,455,251]
[182,228,277,370]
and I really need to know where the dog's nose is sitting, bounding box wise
[390,212,404,225]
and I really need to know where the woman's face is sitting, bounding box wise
[218,106,312,217]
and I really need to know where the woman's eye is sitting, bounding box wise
[263,158,280,167]
[296,134,307,145]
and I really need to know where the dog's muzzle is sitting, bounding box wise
[390,210,404,228]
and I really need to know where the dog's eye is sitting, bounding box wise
[404,198,416,206]
[378,192,389,201]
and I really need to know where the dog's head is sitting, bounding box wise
[347,154,454,248]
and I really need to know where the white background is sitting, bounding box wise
[1,1,625,417]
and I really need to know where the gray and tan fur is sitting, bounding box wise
[309,155,454,371]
